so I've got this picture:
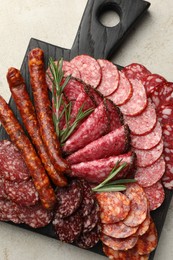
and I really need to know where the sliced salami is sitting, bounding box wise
[53,211,83,243]
[105,99,124,131]
[157,105,173,126]
[75,226,100,249]
[63,77,85,102]
[122,63,151,84]
[136,220,158,255]
[96,192,130,224]
[124,99,157,136]
[67,125,130,164]
[135,156,165,187]
[63,101,109,154]
[162,124,173,149]
[0,140,30,182]
[134,139,164,168]
[108,71,133,105]
[123,183,148,227]
[83,202,100,233]
[137,216,151,236]
[70,55,101,88]
[78,179,95,217]
[70,152,136,183]
[55,179,83,218]
[102,221,138,239]
[96,59,119,96]
[131,121,162,150]
[162,161,173,190]
[143,182,165,211]
[84,85,103,106]
[151,81,173,109]
[19,203,53,228]
[0,179,6,199]
[4,179,39,207]
[101,234,138,251]
[144,73,167,97]
[119,79,147,116]
[0,199,22,223]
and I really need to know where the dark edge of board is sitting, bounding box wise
[0,37,172,260]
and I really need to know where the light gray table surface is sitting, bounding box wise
[0,0,173,259]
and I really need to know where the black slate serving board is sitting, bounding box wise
[1,0,172,259]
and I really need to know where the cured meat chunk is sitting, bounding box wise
[102,221,138,239]
[108,71,133,105]
[122,63,151,84]
[134,139,164,168]
[63,101,109,154]
[19,203,53,228]
[75,226,100,249]
[151,81,173,109]
[55,179,83,218]
[96,192,130,224]
[4,179,39,207]
[63,77,85,102]
[131,121,162,150]
[97,59,119,96]
[0,199,22,223]
[70,152,136,183]
[53,212,83,243]
[70,55,101,88]
[124,99,157,136]
[84,85,103,106]
[119,79,147,116]
[143,182,165,211]
[105,99,124,131]
[123,183,148,227]
[101,234,138,251]
[136,220,158,255]
[0,140,30,182]
[144,73,167,97]
[83,202,100,233]
[67,125,130,164]
[135,156,165,187]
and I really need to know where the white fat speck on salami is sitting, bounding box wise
[70,55,101,88]
[102,221,138,239]
[119,79,147,116]
[123,183,148,227]
[4,179,39,207]
[135,156,165,187]
[67,125,130,164]
[96,192,130,224]
[122,63,151,84]
[101,234,138,251]
[0,140,30,182]
[124,99,157,136]
[131,121,162,150]
[0,199,22,223]
[96,59,119,96]
[143,182,165,211]
[144,73,167,97]
[134,139,164,168]
[108,71,133,106]
[63,101,109,154]
[70,152,135,183]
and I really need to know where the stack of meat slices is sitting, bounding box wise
[0,140,53,228]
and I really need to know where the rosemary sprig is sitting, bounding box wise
[92,161,136,192]
[48,57,94,145]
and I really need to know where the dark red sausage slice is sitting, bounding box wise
[122,63,151,84]
[144,73,167,97]
[83,202,100,233]
[75,226,100,249]
[0,179,6,199]
[0,199,22,223]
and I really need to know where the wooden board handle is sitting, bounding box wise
[71,0,150,60]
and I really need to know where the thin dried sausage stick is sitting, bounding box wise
[7,67,67,187]
[28,48,69,173]
[0,95,56,210]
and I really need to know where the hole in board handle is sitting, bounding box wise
[97,3,121,28]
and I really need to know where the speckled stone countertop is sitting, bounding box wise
[0,0,173,259]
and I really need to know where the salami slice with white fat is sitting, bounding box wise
[0,199,22,223]
[134,139,164,168]
[124,99,157,136]
[83,202,100,233]
[123,183,148,227]
[70,152,136,183]
[70,55,101,88]
[119,79,147,116]
[0,140,30,182]
[63,101,109,154]
[144,73,167,97]
[122,63,151,84]
[75,226,100,249]
[162,161,173,190]
[135,156,165,187]
[101,234,138,251]
[151,81,173,109]
[96,192,130,224]
[0,179,6,199]
[131,121,162,150]
[157,105,173,126]
[143,182,165,211]
[67,125,130,164]
[4,179,39,207]
[108,71,133,105]
[102,221,138,239]
[96,59,119,96]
